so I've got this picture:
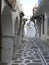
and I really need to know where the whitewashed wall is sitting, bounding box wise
[40,12,49,46]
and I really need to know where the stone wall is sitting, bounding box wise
[1,0,20,64]
[1,0,13,63]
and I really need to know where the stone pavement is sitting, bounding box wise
[10,37,49,65]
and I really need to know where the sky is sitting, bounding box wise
[20,0,38,18]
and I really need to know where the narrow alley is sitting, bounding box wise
[0,0,49,65]
[9,37,49,65]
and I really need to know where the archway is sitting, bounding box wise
[15,17,18,35]
[13,16,19,59]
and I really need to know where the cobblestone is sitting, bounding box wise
[12,38,49,65]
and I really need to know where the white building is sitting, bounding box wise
[24,20,36,38]
[34,0,49,45]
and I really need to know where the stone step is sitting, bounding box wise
[0,62,7,65]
